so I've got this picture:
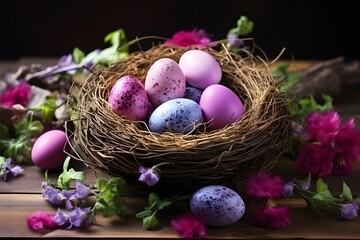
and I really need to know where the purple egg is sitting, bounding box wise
[190,185,246,227]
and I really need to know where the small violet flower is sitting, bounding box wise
[138,162,174,187]
[26,211,58,231]
[0,81,32,107]
[165,29,212,47]
[62,181,91,209]
[171,212,206,239]
[226,33,244,49]
[246,172,284,198]
[1,158,24,181]
[252,205,291,228]
[282,181,294,198]
[41,182,63,206]
[54,207,92,229]
[338,202,359,220]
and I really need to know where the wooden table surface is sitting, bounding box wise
[1,58,360,239]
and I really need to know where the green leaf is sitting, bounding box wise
[143,213,159,230]
[33,96,57,123]
[0,124,9,139]
[158,200,172,210]
[236,16,254,36]
[57,156,85,189]
[73,47,85,64]
[136,210,153,218]
[148,193,159,207]
[340,182,353,202]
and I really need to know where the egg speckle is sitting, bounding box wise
[31,130,69,170]
[190,185,245,227]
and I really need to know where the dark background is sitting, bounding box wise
[0,0,359,61]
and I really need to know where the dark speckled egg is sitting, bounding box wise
[148,98,202,134]
[190,185,245,227]
[183,86,203,104]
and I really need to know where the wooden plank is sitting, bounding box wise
[1,194,360,239]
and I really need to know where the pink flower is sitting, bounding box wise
[252,206,291,228]
[334,119,360,162]
[171,213,206,239]
[296,143,334,178]
[305,111,340,144]
[246,172,284,198]
[26,211,58,231]
[0,81,32,107]
[164,29,212,47]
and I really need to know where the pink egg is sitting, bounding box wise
[179,50,222,89]
[108,75,150,121]
[200,84,245,131]
[31,130,69,170]
[145,58,186,106]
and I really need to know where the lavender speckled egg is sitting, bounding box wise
[108,75,150,121]
[179,50,222,89]
[190,185,245,227]
[148,98,202,134]
[145,58,186,106]
[183,86,203,104]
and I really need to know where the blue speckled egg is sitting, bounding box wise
[190,185,245,227]
[148,98,202,134]
[183,86,203,104]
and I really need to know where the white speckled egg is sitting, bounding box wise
[108,75,150,121]
[200,84,244,131]
[190,185,245,227]
[145,58,186,106]
[183,86,203,104]
[179,50,222,89]
[148,98,202,134]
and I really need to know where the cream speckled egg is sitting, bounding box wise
[145,58,186,106]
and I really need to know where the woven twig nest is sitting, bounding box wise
[69,44,290,197]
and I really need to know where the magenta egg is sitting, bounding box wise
[31,130,69,170]
[108,75,150,121]
[200,84,245,131]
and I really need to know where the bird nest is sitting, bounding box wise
[68,44,290,197]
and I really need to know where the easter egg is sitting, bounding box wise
[148,98,202,134]
[179,49,222,89]
[31,130,69,170]
[108,75,150,121]
[200,84,244,131]
[190,185,246,227]
[145,58,186,106]
[183,86,203,104]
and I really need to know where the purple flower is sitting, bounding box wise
[73,180,91,199]
[282,181,294,198]
[62,181,91,209]
[68,207,92,228]
[1,158,24,181]
[139,166,159,186]
[54,207,92,229]
[42,182,63,206]
[226,33,244,49]
[305,111,340,144]
[338,202,359,220]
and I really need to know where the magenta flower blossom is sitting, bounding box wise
[1,158,24,181]
[338,202,359,220]
[26,211,58,231]
[246,172,284,198]
[171,212,206,239]
[0,81,32,107]
[164,29,212,47]
[296,111,360,178]
[296,143,334,179]
[304,111,340,144]
[252,206,291,228]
